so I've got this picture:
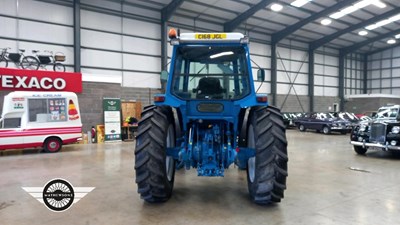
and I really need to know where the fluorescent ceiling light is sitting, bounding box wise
[329,0,386,20]
[365,24,378,30]
[271,3,283,12]
[354,0,371,8]
[389,14,400,22]
[365,13,400,30]
[358,30,368,36]
[341,5,358,14]
[330,12,345,19]
[321,19,332,26]
[372,1,386,8]
[210,51,234,59]
[387,39,396,44]
[395,34,400,39]
[291,0,312,7]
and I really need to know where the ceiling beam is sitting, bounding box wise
[224,0,274,32]
[366,42,400,56]
[310,8,400,50]
[161,0,185,21]
[341,28,400,54]
[271,0,359,44]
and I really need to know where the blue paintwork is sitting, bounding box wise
[155,38,267,177]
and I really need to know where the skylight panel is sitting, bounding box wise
[290,0,312,8]
[329,0,386,20]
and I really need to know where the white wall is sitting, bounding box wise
[344,53,363,95]
[368,46,400,95]
[79,7,162,88]
[0,0,350,95]
[314,47,339,97]
[0,0,74,71]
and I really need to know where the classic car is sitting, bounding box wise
[282,112,302,129]
[331,112,358,128]
[295,112,352,134]
[350,105,400,155]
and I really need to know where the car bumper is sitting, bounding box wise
[331,127,352,131]
[350,141,400,151]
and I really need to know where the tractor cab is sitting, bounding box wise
[170,45,250,101]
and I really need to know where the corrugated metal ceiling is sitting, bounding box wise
[114,0,400,54]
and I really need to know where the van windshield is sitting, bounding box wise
[171,46,250,100]
[0,117,21,128]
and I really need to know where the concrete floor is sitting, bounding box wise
[1,129,400,225]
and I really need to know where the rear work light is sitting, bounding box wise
[256,95,268,103]
[154,95,165,103]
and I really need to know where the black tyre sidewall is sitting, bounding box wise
[354,146,367,155]
[44,137,62,153]
[53,63,66,72]
[135,106,176,202]
[21,56,39,70]
[323,126,330,134]
[246,106,288,204]
[0,58,8,68]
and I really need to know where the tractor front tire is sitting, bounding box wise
[246,106,288,204]
[135,106,176,203]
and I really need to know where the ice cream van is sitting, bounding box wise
[0,91,82,152]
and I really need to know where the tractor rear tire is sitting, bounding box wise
[246,106,288,204]
[134,106,176,203]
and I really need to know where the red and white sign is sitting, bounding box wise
[0,68,82,93]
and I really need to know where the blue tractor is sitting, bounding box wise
[135,30,288,204]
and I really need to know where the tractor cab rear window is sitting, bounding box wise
[171,46,250,100]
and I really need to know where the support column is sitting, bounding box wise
[271,43,277,106]
[363,54,368,94]
[73,0,81,72]
[161,22,168,71]
[339,51,345,111]
[160,22,168,92]
[308,48,314,112]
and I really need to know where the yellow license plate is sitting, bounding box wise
[195,33,227,40]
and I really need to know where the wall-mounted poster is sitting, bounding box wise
[103,98,121,142]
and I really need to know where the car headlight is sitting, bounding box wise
[332,123,337,127]
[359,124,366,132]
[391,126,400,134]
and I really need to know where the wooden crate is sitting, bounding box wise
[121,101,142,121]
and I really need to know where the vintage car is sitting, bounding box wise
[282,112,302,129]
[331,112,359,128]
[350,105,400,155]
[295,112,352,134]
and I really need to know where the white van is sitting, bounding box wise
[0,91,82,152]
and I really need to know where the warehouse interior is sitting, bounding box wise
[1,0,400,224]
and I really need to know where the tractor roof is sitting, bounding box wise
[170,32,248,45]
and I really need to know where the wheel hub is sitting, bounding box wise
[165,125,174,181]
[247,125,256,183]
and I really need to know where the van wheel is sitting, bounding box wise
[44,137,62,153]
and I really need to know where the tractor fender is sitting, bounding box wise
[171,107,182,139]
[238,107,251,147]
